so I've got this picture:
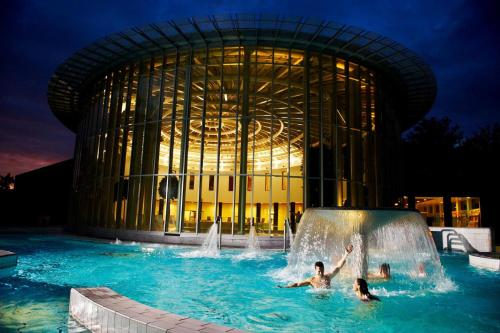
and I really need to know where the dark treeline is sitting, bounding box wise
[401,117,499,193]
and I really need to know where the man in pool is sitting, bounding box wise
[278,244,354,289]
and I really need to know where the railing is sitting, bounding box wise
[283,218,293,252]
[216,216,222,250]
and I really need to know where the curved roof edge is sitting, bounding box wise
[48,14,436,132]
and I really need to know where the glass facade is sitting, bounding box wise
[71,46,378,235]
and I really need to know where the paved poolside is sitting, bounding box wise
[71,287,248,333]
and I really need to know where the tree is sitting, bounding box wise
[459,123,500,233]
[404,116,463,148]
[401,117,463,192]
[460,123,500,190]
[0,173,15,191]
[158,176,179,199]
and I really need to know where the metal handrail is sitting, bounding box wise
[283,218,289,252]
[283,218,294,252]
[216,216,222,250]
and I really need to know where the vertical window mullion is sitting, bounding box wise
[164,49,180,233]
[91,80,106,226]
[231,46,241,235]
[177,49,193,232]
[303,51,310,209]
[214,46,224,220]
[268,48,275,235]
[116,65,135,228]
[147,54,168,231]
[196,47,209,234]
[250,49,258,225]
[345,60,351,206]
[286,49,292,220]
[319,54,324,207]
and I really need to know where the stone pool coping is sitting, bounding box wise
[83,227,286,249]
[0,249,17,268]
[469,253,500,271]
[70,287,248,333]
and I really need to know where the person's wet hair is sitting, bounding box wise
[380,263,391,277]
[356,278,380,302]
[315,261,324,271]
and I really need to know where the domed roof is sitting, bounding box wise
[48,14,436,131]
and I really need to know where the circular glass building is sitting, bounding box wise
[48,14,436,236]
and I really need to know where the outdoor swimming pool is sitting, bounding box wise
[0,234,499,332]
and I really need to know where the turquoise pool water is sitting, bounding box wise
[0,234,499,333]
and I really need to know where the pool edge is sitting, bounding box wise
[69,287,248,333]
[0,249,17,269]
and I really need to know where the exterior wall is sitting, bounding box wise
[469,254,500,271]
[71,46,382,236]
[14,159,73,226]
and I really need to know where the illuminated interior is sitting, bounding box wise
[74,46,378,235]
[415,196,481,228]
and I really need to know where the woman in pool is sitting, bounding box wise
[353,278,380,302]
[368,263,391,280]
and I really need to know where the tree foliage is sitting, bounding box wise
[401,117,463,192]
[0,173,15,191]
[401,117,499,193]
[158,176,179,199]
[404,117,463,149]
[459,123,500,189]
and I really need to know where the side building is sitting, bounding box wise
[48,15,436,237]
[14,159,74,227]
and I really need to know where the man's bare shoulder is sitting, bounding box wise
[324,271,336,279]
